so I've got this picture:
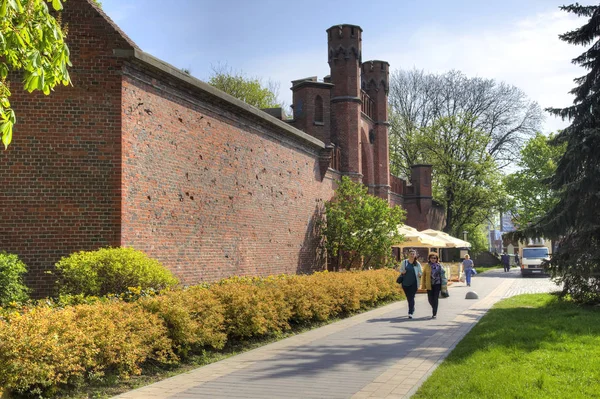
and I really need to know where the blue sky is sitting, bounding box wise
[101,0,588,134]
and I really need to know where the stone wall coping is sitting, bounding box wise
[114,48,326,151]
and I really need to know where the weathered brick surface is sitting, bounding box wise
[0,7,437,295]
[0,0,132,296]
[120,64,337,284]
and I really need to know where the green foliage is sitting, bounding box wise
[414,294,600,398]
[54,247,179,296]
[322,176,406,270]
[514,4,600,304]
[504,133,565,228]
[388,69,542,176]
[208,64,283,109]
[417,116,506,237]
[0,252,30,305]
[0,269,402,397]
[462,224,489,255]
[0,0,72,148]
[0,302,174,397]
[389,112,421,177]
[139,287,227,357]
[210,280,292,339]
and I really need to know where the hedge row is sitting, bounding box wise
[0,269,403,397]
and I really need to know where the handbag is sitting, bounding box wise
[396,274,404,285]
[440,284,449,298]
[396,259,407,285]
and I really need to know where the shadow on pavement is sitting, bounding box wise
[241,317,479,382]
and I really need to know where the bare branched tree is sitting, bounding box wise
[388,69,543,176]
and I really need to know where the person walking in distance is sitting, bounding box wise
[399,249,422,319]
[462,254,475,287]
[501,252,510,272]
[421,252,446,319]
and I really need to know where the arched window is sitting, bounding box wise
[314,95,324,123]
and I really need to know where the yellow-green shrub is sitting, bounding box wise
[0,268,404,397]
[210,281,292,339]
[358,269,405,305]
[315,271,362,315]
[74,302,175,376]
[55,247,179,296]
[0,302,174,396]
[278,275,334,324]
[139,287,227,357]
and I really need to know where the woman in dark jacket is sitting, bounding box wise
[398,249,423,319]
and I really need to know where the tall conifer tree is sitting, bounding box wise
[521,4,600,303]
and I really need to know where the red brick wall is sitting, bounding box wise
[0,0,132,296]
[290,84,331,144]
[120,63,337,284]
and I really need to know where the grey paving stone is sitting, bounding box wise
[113,268,560,399]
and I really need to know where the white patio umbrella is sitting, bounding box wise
[420,229,472,248]
[393,225,448,249]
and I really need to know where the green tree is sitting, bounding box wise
[504,133,566,228]
[322,176,406,270]
[389,112,421,177]
[0,0,72,148]
[389,69,542,177]
[417,116,506,239]
[514,4,600,304]
[207,64,283,109]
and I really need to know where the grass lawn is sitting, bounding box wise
[413,293,600,399]
[474,265,502,274]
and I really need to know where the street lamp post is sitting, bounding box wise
[460,231,469,260]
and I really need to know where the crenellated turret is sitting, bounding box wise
[326,24,363,179]
[361,60,389,122]
[361,60,390,199]
[327,24,362,98]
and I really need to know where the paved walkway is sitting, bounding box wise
[114,268,560,399]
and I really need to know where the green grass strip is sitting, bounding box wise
[413,293,600,399]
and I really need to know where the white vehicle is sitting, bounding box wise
[519,239,551,276]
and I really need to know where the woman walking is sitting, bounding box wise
[462,254,475,287]
[399,249,422,319]
[421,252,446,319]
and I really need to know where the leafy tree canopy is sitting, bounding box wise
[388,69,543,177]
[408,115,506,240]
[512,3,600,304]
[0,0,72,148]
[504,133,566,228]
[322,176,406,270]
[207,64,283,110]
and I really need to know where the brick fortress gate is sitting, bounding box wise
[0,1,440,296]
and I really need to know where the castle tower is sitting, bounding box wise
[361,60,391,199]
[327,24,363,181]
[290,76,333,144]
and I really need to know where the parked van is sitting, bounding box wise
[519,239,551,276]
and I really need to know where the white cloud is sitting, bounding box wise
[378,10,582,134]
[250,10,583,135]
